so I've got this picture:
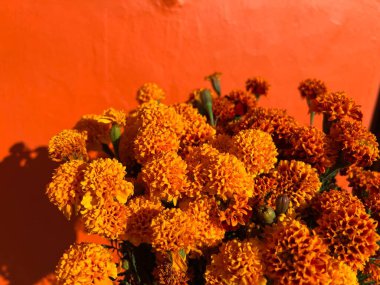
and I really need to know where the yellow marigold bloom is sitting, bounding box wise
[283,126,337,173]
[205,238,267,285]
[311,189,365,217]
[133,126,180,164]
[218,194,252,228]
[55,243,117,285]
[172,103,216,148]
[330,119,379,166]
[153,252,189,285]
[179,196,225,248]
[212,89,257,124]
[124,196,163,246]
[363,257,380,284]
[267,160,321,210]
[81,158,134,208]
[231,129,278,177]
[48,129,88,162]
[151,208,198,253]
[98,107,127,126]
[141,152,189,205]
[310,91,363,121]
[46,160,86,220]
[316,206,379,271]
[327,259,358,285]
[298,78,327,100]
[136,82,166,104]
[82,201,129,239]
[264,218,332,284]
[201,152,254,200]
[134,101,185,137]
[245,76,270,96]
[74,114,111,150]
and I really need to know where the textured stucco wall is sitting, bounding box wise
[0,0,379,159]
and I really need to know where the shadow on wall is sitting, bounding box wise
[0,143,75,285]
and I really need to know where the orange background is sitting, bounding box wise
[0,1,379,284]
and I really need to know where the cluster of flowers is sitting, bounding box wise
[46,75,380,284]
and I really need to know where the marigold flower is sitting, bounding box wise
[141,152,190,205]
[205,238,267,285]
[231,129,278,177]
[133,126,180,164]
[252,175,278,206]
[266,160,321,210]
[81,158,134,208]
[282,126,337,173]
[201,152,254,200]
[48,129,88,162]
[172,103,216,148]
[46,160,87,220]
[298,78,327,100]
[55,243,117,285]
[98,108,127,126]
[330,119,379,166]
[310,91,363,121]
[81,201,129,239]
[245,77,270,97]
[153,252,189,285]
[263,218,332,284]
[347,166,380,198]
[363,256,380,284]
[316,205,379,270]
[327,259,358,285]
[209,134,233,154]
[151,208,198,253]
[219,194,252,228]
[136,82,166,104]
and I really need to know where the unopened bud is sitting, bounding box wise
[205,72,222,97]
[200,89,215,126]
[275,194,290,215]
[258,206,276,224]
[110,124,121,143]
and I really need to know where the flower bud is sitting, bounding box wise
[200,89,215,126]
[205,72,222,97]
[275,194,290,215]
[258,206,276,224]
[110,124,121,143]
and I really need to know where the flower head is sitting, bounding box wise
[231,129,278,177]
[46,160,87,219]
[205,238,267,285]
[153,252,189,285]
[330,119,379,166]
[141,152,189,205]
[245,77,270,97]
[327,259,358,285]
[298,78,327,100]
[136,82,166,104]
[48,129,88,162]
[264,218,332,284]
[55,243,117,285]
[310,91,362,121]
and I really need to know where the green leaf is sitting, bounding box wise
[178,248,186,259]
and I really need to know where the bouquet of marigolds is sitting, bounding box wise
[46,74,380,285]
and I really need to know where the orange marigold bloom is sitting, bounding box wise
[55,243,117,285]
[201,152,254,200]
[315,205,379,271]
[172,103,216,148]
[282,126,337,173]
[133,126,180,164]
[330,119,379,166]
[252,175,278,206]
[298,78,327,100]
[141,152,190,205]
[179,196,225,249]
[212,89,257,124]
[245,77,270,97]
[209,134,233,154]
[48,129,88,162]
[310,91,363,121]
[363,257,380,284]
[218,194,252,228]
[205,238,267,285]
[347,166,380,198]
[264,218,332,284]
[231,129,278,177]
[46,160,87,220]
[327,259,358,285]
[153,252,189,285]
[97,107,127,126]
[81,202,129,239]
[136,82,166,104]
[151,208,198,253]
[267,160,321,210]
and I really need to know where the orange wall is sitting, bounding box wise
[0,0,379,159]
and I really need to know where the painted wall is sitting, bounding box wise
[0,1,379,284]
